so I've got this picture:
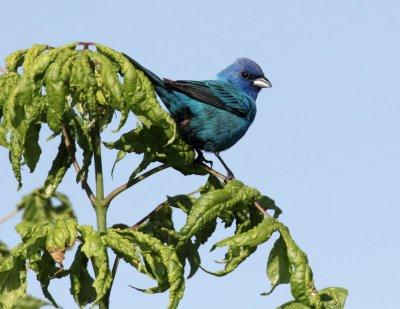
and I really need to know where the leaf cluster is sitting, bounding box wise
[0,43,201,191]
[0,43,347,309]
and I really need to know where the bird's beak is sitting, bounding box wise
[253,77,272,88]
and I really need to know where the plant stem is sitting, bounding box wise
[92,126,109,309]
[104,164,169,205]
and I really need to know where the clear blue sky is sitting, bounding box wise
[1,1,399,308]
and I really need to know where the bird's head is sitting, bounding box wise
[216,58,271,100]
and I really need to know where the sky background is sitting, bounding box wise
[1,1,399,308]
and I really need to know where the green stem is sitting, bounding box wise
[92,127,109,309]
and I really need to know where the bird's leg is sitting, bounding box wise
[194,149,213,167]
[214,152,235,181]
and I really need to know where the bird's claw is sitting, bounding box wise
[194,157,213,168]
[194,150,213,167]
[224,172,235,184]
[203,158,213,168]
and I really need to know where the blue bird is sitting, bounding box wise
[123,54,271,180]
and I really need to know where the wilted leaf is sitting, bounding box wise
[34,251,61,307]
[179,180,260,249]
[70,245,96,306]
[114,229,185,309]
[11,295,49,309]
[0,240,10,260]
[319,287,348,309]
[43,136,73,198]
[17,188,75,223]
[0,258,27,309]
[262,235,290,295]
[45,218,77,265]
[102,228,150,277]
[79,225,112,306]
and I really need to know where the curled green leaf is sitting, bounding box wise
[79,225,112,306]
[114,229,185,309]
[179,180,261,249]
[5,49,27,72]
[262,235,290,295]
[43,136,72,198]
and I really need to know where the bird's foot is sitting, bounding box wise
[224,172,235,184]
[194,150,213,168]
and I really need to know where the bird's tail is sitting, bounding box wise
[122,53,164,87]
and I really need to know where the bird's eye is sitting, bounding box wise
[241,71,249,79]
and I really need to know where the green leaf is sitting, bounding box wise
[319,287,348,309]
[45,218,77,265]
[153,138,196,173]
[139,203,176,245]
[87,51,124,111]
[0,258,27,309]
[201,205,263,276]
[0,126,7,148]
[105,125,199,176]
[257,195,282,219]
[262,235,290,295]
[17,188,75,223]
[0,240,10,260]
[0,72,20,126]
[79,225,112,306]
[179,180,261,249]
[5,49,27,72]
[201,245,256,277]
[67,112,93,182]
[110,150,126,177]
[70,245,96,306]
[11,295,49,309]
[212,217,278,250]
[13,221,48,260]
[200,174,224,194]
[102,228,151,277]
[43,136,73,198]
[22,44,49,72]
[115,229,185,309]
[69,51,98,119]
[33,251,61,308]
[23,124,42,172]
[6,219,75,307]
[211,216,323,307]
[9,130,24,189]
[278,225,321,307]
[44,49,76,133]
[167,195,196,214]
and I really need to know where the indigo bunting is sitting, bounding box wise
[123,54,271,179]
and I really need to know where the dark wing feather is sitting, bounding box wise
[163,79,248,118]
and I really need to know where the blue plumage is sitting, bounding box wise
[123,54,271,179]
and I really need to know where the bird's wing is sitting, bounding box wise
[163,79,249,118]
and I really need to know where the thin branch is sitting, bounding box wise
[61,125,96,206]
[0,208,19,225]
[254,201,269,217]
[0,67,8,74]
[104,164,169,205]
[199,163,227,180]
